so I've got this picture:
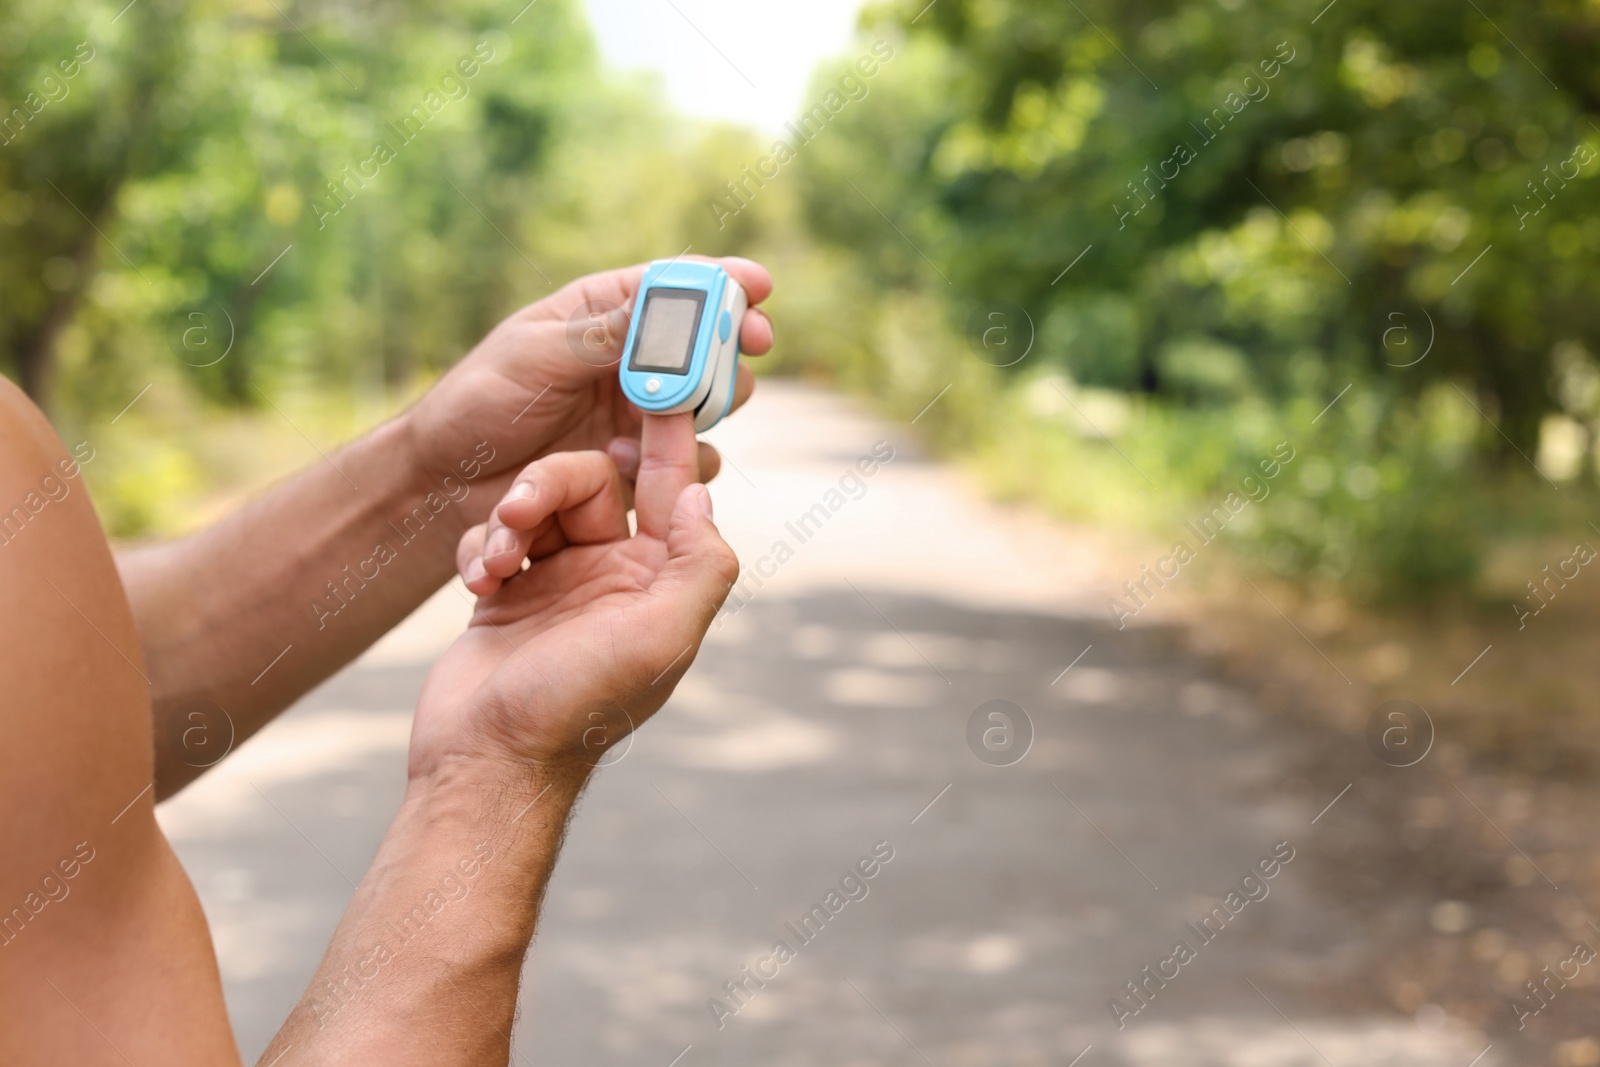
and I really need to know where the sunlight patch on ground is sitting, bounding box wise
[1116,1017,1493,1066]
[658,711,838,772]
[1052,667,1127,705]
[659,678,839,771]
[822,667,946,707]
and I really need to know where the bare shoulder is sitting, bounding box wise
[0,372,151,936]
[0,378,240,1065]
[0,377,102,555]
[0,375,131,717]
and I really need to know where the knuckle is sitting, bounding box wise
[548,449,615,484]
[641,458,696,484]
[710,542,741,587]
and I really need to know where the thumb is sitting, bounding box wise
[649,484,740,634]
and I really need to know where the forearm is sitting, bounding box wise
[260,760,589,1066]
[119,415,500,799]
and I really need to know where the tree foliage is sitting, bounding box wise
[0,0,797,536]
[804,0,1600,456]
[0,0,616,416]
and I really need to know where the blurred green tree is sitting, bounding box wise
[804,0,1600,458]
[0,0,599,415]
[0,0,789,536]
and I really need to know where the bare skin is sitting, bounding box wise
[0,378,241,1064]
[260,414,737,1064]
[0,259,765,1064]
[119,256,770,799]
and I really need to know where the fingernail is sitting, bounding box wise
[507,481,538,502]
[485,529,516,558]
[465,558,487,584]
[693,484,714,519]
[609,437,641,476]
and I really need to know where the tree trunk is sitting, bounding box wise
[14,181,126,412]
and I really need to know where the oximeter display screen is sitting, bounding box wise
[629,287,706,374]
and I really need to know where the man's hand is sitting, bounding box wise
[124,256,770,799]
[258,411,738,1066]
[408,412,739,782]
[405,257,773,511]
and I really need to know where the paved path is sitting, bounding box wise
[163,382,1499,1066]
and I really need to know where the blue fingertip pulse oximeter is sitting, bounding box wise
[619,259,746,432]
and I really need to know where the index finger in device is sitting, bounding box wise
[633,413,700,542]
[607,437,724,489]
[548,256,771,375]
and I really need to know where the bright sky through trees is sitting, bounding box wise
[584,0,867,130]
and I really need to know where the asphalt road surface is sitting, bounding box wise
[163,382,1503,1066]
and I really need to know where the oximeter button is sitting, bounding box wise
[645,377,662,395]
[718,310,732,343]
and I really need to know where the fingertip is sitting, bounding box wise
[607,436,642,480]
[698,442,722,484]
[728,365,755,414]
[671,482,714,529]
[691,482,714,519]
[482,556,522,580]
[721,257,772,304]
[495,497,543,528]
[739,308,774,355]
[463,558,497,596]
[485,525,516,558]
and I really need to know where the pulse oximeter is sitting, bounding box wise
[618,259,746,432]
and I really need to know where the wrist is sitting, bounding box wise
[368,758,591,951]
[279,753,590,1052]
[393,406,514,541]
[391,406,436,497]
[402,752,593,836]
